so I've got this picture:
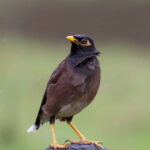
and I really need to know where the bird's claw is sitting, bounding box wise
[64,139,81,144]
[81,138,104,149]
[81,138,104,150]
[65,138,104,150]
[50,143,69,149]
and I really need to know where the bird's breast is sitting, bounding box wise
[56,95,89,118]
[56,64,100,118]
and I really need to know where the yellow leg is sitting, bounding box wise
[67,122,85,139]
[50,124,68,149]
[67,122,104,150]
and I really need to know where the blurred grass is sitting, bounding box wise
[0,36,150,150]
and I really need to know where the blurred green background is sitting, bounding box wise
[0,1,150,150]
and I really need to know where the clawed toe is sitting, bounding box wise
[80,138,104,150]
[64,138,104,150]
[50,143,69,149]
[65,139,81,144]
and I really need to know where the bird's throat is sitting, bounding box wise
[68,52,98,67]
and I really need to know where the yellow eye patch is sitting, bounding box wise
[75,38,91,46]
[66,36,91,46]
[80,39,91,46]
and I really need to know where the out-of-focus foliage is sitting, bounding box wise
[0,36,150,150]
[0,0,150,46]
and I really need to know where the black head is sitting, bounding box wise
[66,34,99,56]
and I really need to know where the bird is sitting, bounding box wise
[27,34,103,149]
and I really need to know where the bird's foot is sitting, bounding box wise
[81,138,104,150]
[65,138,104,150]
[50,143,69,149]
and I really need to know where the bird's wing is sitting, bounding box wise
[47,60,65,85]
[34,60,66,126]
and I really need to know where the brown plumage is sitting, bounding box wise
[27,34,103,149]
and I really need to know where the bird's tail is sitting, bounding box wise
[27,113,41,133]
[27,124,38,133]
[27,91,47,133]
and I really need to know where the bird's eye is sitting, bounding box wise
[81,38,87,44]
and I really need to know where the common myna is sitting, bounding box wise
[27,34,102,149]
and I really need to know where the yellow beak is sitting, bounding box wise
[66,36,76,42]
